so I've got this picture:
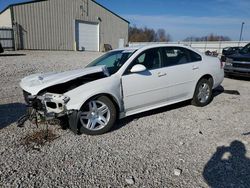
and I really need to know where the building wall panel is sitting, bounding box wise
[12,0,129,51]
[0,8,12,28]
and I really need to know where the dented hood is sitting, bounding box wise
[20,65,109,95]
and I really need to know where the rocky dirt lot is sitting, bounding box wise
[0,51,250,188]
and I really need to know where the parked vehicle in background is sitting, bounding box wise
[205,50,218,57]
[224,43,250,77]
[20,44,224,135]
[222,46,243,56]
[0,43,4,53]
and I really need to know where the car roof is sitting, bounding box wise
[113,44,202,55]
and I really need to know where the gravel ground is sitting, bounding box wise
[0,51,250,187]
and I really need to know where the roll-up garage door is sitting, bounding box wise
[76,22,99,51]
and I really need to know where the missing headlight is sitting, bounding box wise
[46,102,57,109]
[43,93,70,115]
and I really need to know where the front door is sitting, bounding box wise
[122,48,167,113]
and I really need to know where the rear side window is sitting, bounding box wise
[162,47,202,67]
[162,47,190,67]
[189,50,202,62]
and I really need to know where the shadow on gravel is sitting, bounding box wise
[213,85,240,97]
[0,54,26,57]
[242,132,250,136]
[0,103,26,129]
[112,87,225,132]
[113,100,191,132]
[203,140,250,188]
[213,85,225,98]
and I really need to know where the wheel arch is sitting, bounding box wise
[75,93,120,135]
[191,74,214,107]
[198,74,214,87]
[193,74,214,96]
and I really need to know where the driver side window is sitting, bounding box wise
[126,48,161,74]
[137,53,146,63]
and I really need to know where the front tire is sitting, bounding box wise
[192,78,213,107]
[78,96,117,135]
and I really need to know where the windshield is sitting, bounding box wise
[240,44,250,54]
[86,50,134,75]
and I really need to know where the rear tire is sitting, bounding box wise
[78,96,117,135]
[192,78,213,107]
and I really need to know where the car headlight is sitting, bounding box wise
[225,62,232,66]
[225,58,233,66]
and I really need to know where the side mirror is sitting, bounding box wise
[130,64,147,73]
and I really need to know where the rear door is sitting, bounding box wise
[159,47,202,102]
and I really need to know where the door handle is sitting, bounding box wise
[158,72,167,77]
[192,66,199,70]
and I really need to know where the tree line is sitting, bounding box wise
[129,26,171,42]
[183,34,231,42]
[129,26,231,42]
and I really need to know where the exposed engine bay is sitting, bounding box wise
[17,71,108,127]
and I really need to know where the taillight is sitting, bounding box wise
[220,56,226,69]
[220,59,224,69]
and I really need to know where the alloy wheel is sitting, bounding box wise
[197,83,211,103]
[79,100,111,131]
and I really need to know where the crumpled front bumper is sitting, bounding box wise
[20,91,79,134]
[24,91,70,120]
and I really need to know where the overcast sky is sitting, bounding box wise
[1,0,249,41]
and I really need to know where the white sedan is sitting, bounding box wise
[20,44,224,135]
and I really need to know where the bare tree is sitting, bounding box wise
[129,26,171,42]
[156,29,171,42]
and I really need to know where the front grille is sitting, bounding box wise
[233,63,250,69]
[233,57,250,62]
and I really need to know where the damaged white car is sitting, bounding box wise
[20,44,224,135]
